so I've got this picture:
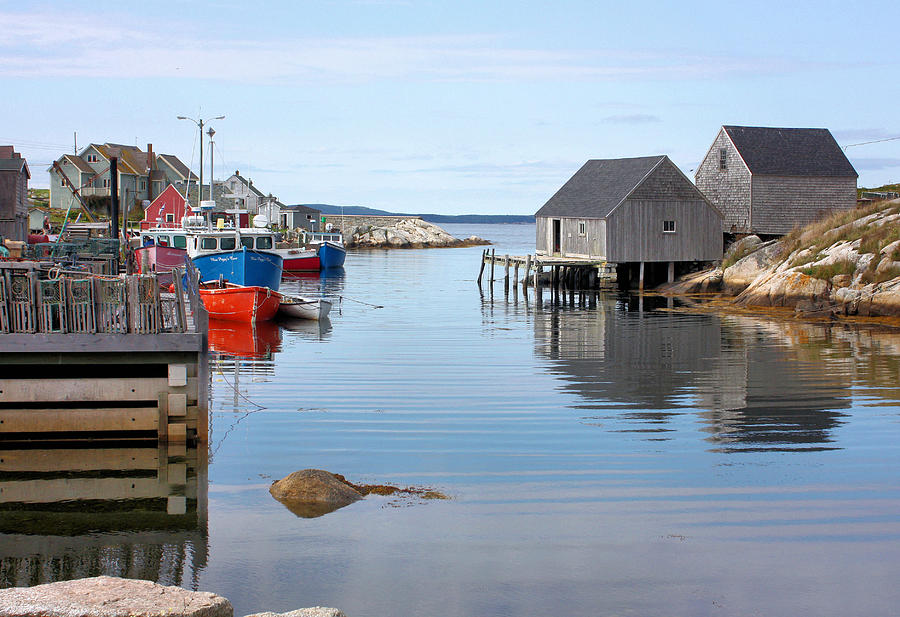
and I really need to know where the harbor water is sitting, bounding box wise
[2,223,900,616]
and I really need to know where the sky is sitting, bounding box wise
[2,0,899,215]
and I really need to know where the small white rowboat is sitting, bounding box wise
[277,295,333,321]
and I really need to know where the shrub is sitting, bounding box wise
[800,259,857,281]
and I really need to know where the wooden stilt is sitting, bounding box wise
[668,261,675,283]
[490,249,496,284]
[523,255,532,288]
[477,249,487,284]
[504,255,510,285]
[639,261,645,292]
[513,259,519,288]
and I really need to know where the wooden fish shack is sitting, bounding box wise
[535,155,723,289]
[0,261,208,444]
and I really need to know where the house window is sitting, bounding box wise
[663,220,676,233]
[87,154,98,163]
[103,179,110,188]
[719,148,727,170]
[578,221,586,236]
[166,213,174,223]
[140,180,147,190]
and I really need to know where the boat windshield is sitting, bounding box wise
[240,237,254,249]
[201,237,217,250]
[173,235,187,249]
[221,237,236,251]
[256,236,273,250]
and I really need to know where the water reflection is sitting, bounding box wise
[0,444,208,589]
[528,295,886,452]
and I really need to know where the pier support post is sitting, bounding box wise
[490,249,496,284]
[477,249,487,285]
[639,262,645,292]
[523,255,531,289]
[513,259,519,289]
[504,255,510,287]
[668,261,675,283]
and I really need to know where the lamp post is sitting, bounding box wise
[177,114,224,205]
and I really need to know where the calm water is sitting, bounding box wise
[3,223,900,617]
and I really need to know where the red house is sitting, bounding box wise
[140,184,192,230]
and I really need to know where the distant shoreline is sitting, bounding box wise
[304,204,534,225]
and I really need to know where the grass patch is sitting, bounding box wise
[800,259,857,281]
[858,221,900,255]
[722,241,761,269]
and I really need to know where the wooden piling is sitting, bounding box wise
[477,249,487,284]
[523,255,532,288]
[490,249,496,284]
[504,254,510,285]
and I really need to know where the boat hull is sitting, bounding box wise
[199,284,282,323]
[317,242,346,269]
[191,247,283,291]
[135,245,187,285]
[273,247,320,272]
[277,296,332,321]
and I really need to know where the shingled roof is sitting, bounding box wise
[723,126,858,177]
[536,156,669,218]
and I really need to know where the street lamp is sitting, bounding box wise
[177,114,224,205]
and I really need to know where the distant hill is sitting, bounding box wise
[299,204,534,224]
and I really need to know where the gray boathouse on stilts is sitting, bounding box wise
[535,155,723,290]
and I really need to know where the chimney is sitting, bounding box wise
[147,143,154,170]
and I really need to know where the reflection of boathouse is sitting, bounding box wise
[0,444,208,588]
[532,302,851,451]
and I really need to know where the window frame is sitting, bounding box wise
[577,220,586,236]
[663,220,676,234]
[719,148,727,171]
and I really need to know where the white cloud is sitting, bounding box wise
[0,9,814,84]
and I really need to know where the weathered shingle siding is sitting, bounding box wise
[629,159,704,201]
[607,200,722,263]
[695,129,751,233]
[750,175,857,234]
[535,217,607,258]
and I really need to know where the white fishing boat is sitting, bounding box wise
[277,295,332,321]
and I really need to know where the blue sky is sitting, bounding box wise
[2,0,898,214]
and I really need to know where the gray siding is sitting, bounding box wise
[0,169,28,241]
[607,199,722,263]
[695,129,751,233]
[535,216,607,258]
[750,175,857,234]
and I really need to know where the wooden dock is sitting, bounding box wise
[477,249,618,292]
[0,262,209,444]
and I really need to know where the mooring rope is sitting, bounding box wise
[338,295,383,309]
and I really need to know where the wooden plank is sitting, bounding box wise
[0,377,198,403]
[0,477,170,503]
[0,407,158,433]
[0,448,158,472]
[0,332,204,353]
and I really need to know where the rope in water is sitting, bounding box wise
[338,295,383,309]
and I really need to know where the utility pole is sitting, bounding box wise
[177,114,224,205]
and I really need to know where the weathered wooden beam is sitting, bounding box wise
[0,448,159,472]
[0,377,198,403]
[477,249,487,284]
[0,407,159,433]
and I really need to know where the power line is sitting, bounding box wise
[842,135,900,151]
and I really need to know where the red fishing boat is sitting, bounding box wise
[272,247,320,272]
[198,281,282,323]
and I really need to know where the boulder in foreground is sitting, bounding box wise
[0,575,232,617]
[269,469,363,518]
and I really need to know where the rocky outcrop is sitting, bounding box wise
[0,576,232,617]
[342,218,488,249]
[269,469,363,518]
[722,237,782,294]
[720,202,900,317]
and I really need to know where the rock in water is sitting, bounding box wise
[0,575,232,617]
[269,469,363,518]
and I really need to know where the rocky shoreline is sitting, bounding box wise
[340,218,489,249]
[662,199,900,321]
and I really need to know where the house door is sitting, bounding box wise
[552,219,561,255]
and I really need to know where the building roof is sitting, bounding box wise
[536,156,669,218]
[61,153,95,174]
[227,171,267,197]
[723,125,858,177]
[0,158,29,176]
[158,154,198,181]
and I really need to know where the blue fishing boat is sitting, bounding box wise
[186,225,283,291]
[303,231,346,269]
